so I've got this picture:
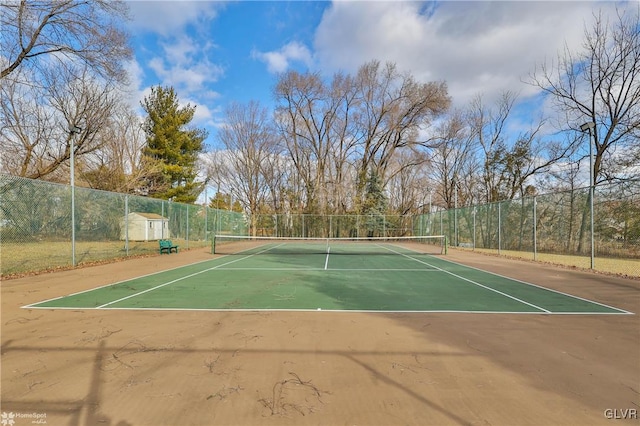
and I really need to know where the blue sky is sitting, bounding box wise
[127,0,327,140]
[124,0,632,150]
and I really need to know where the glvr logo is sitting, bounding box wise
[604,408,638,419]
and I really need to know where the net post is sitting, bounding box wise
[444,235,448,255]
[212,234,216,254]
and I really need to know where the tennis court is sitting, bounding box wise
[4,243,639,426]
[25,237,630,314]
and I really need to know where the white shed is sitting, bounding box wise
[121,212,169,241]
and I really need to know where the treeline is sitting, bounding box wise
[208,60,449,222]
[1,2,638,220]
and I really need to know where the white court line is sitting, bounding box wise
[95,243,287,309]
[213,268,437,271]
[25,241,631,315]
[324,247,330,270]
[426,254,634,315]
[21,257,219,308]
[378,244,551,313]
[23,240,277,309]
[44,306,630,315]
[384,243,632,315]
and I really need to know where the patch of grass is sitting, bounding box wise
[0,239,208,278]
[459,247,640,277]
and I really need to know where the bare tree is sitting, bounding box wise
[467,92,569,202]
[1,0,131,81]
[385,148,431,216]
[0,66,57,176]
[528,6,640,184]
[468,92,515,203]
[428,110,478,209]
[351,60,450,210]
[528,6,640,254]
[212,101,278,235]
[274,61,450,216]
[1,66,120,182]
[274,71,341,214]
[1,0,132,183]
[81,106,156,193]
[326,71,360,214]
[259,151,291,214]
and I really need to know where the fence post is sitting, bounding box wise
[473,207,476,250]
[454,201,458,247]
[533,196,537,261]
[590,185,595,269]
[71,183,76,267]
[498,202,502,254]
[383,214,386,237]
[125,195,129,256]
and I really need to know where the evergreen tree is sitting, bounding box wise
[141,85,208,203]
[208,192,243,213]
[362,169,388,237]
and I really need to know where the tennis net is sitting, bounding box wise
[212,235,447,256]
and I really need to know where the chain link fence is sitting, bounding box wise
[414,180,640,277]
[250,213,414,239]
[2,174,638,277]
[0,174,247,277]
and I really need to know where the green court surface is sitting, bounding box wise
[26,242,631,314]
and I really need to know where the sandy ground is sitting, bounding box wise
[1,248,639,426]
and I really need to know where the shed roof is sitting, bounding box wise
[131,212,167,220]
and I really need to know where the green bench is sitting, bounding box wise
[159,239,179,254]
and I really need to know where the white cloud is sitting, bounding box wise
[127,3,224,97]
[122,59,146,109]
[145,34,224,98]
[313,1,619,108]
[127,1,221,36]
[252,41,314,74]
[188,101,217,137]
[125,2,228,148]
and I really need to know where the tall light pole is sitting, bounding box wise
[580,121,595,269]
[69,125,82,267]
[453,180,458,247]
[428,190,432,235]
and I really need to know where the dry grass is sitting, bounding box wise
[0,239,209,278]
[461,247,640,277]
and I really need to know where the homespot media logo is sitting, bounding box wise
[1,412,47,425]
[604,408,638,420]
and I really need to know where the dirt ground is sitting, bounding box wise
[1,248,639,426]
